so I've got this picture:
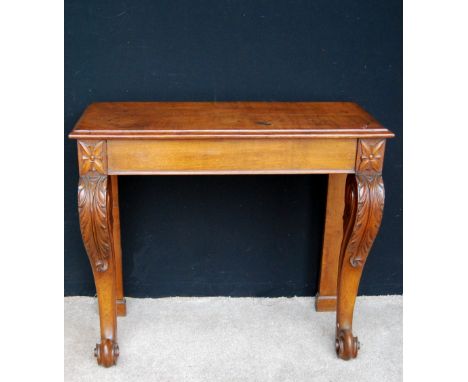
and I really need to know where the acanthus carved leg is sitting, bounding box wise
[336,139,386,360]
[77,141,119,367]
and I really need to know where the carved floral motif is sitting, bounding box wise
[356,139,385,174]
[79,141,106,174]
[78,175,112,272]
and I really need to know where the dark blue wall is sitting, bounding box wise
[65,0,402,296]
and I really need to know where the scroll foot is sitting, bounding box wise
[94,339,119,367]
[335,328,359,360]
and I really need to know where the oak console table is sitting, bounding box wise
[69,102,394,367]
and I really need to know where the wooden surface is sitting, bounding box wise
[77,143,119,366]
[107,139,357,174]
[335,139,386,360]
[70,102,393,366]
[110,176,126,317]
[69,102,394,140]
[315,173,347,312]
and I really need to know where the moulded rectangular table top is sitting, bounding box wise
[69,102,394,140]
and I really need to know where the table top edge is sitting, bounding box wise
[69,101,395,140]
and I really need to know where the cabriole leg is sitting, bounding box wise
[336,139,386,360]
[77,141,119,367]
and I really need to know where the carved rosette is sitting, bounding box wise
[78,141,107,175]
[77,140,111,273]
[356,139,385,174]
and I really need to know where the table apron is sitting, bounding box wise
[105,138,357,175]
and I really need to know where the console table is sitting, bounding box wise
[69,102,394,367]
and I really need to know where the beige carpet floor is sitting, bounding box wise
[65,296,402,382]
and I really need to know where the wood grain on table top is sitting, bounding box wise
[69,102,394,140]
